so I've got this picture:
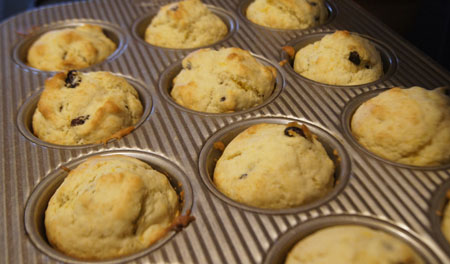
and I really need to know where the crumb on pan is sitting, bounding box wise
[167,209,195,232]
[213,141,225,151]
[60,166,71,173]
[279,59,289,66]
[282,46,296,58]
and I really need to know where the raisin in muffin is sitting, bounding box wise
[145,0,228,49]
[213,123,334,209]
[170,47,276,113]
[45,155,180,260]
[32,71,143,145]
[294,30,383,85]
[246,0,327,30]
[351,86,450,166]
[27,24,116,71]
[285,225,424,264]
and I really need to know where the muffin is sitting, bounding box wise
[442,195,450,243]
[171,47,276,113]
[45,155,180,260]
[285,225,424,264]
[213,123,334,209]
[246,0,327,30]
[27,24,116,71]
[145,0,228,49]
[294,30,383,85]
[351,86,450,166]
[32,71,143,145]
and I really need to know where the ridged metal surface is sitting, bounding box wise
[0,0,449,263]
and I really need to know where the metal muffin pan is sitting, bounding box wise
[157,53,285,116]
[1,0,449,263]
[12,19,128,73]
[430,179,450,255]
[16,73,153,149]
[131,4,238,50]
[198,116,351,214]
[237,0,338,32]
[280,31,398,88]
[263,214,441,263]
[340,87,450,170]
[24,149,194,264]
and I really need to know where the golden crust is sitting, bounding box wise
[27,25,116,71]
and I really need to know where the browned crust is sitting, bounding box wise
[279,59,289,66]
[99,126,135,145]
[213,141,225,151]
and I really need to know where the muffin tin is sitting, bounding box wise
[1,0,449,263]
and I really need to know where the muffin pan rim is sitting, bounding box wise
[263,213,441,264]
[11,18,128,74]
[23,149,194,264]
[340,87,450,170]
[130,4,239,51]
[157,51,285,116]
[198,116,352,214]
[237,0,338,32]
[15,72,154,149]
[430,179,450,256]
[280,30,399,88]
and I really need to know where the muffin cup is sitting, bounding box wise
[16,73,153,149]
[198,117,351,214]
[263,214,441,263]
[12,19,127,74]
[238,0,337,31]
[280,31,398,88]
[131,5,238,50]
[341,88,450,170]
[158,52,285,116]
[23,149,194,264]
[430,179,450,256]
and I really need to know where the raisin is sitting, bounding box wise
[70,115,89,126]
[306,0,317,6]
[348,51,361,66]
[220,97,226,102]
[59,105,63,112]
[284,126,305,138]
[239,173,248,179]
[65,70,82,88]
[186,62,192,70]
[314,15,320,22]
[365,64,371,69]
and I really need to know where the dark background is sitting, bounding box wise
[1,0,449,72]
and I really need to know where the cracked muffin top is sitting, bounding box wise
[145,0,228,49]
[170,47,276,113]
[294,30,383,85]
[246,0,327,30]
[285,225,424,264]
[45,155,180,260]
[213,123,334,209]
[351,86,450,166]
[32,71,143,145]
[27,24,116,71]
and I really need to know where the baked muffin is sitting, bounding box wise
[32,71,143,145]
[294,30,383,85]
[213,123,334,209]
[45,155,180,260]
[27,24,116,71]
[442,195,450,243]
[351,86,450,166]
[246,0,327,30]
[171,47,276,113]
[285,225,424,264]
[145,0,228,49]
